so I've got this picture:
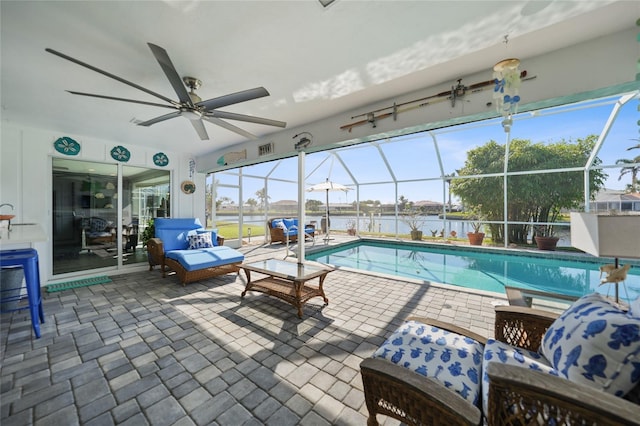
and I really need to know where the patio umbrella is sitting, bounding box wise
[307,178,351,240]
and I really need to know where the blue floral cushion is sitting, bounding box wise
[372,320,484,407]
[196,229,218,246]
[187,232,213,249]
[540,292,640,397]
[482,339,558,415]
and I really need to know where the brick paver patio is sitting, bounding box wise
[1,240,505,425]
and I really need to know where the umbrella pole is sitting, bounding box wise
[325,189,330,241]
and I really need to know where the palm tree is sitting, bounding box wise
[255,188,270,209]
[616,141,640,193]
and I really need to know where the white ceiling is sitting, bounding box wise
[1,1,636,158]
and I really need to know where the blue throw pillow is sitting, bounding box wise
[540,292,640,397]
[283,218,296,230]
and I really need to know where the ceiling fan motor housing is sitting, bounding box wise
[183,76,202,91]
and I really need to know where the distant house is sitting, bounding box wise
[414,200,444,214]
[327,203,352,213]
[590,189,640,213]
[270,199,299,213]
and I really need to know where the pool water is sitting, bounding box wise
[306,240,640,302]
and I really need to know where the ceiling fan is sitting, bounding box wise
[45,43,286,141]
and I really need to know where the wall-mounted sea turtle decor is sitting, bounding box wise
[153,152,169,167]
[110,145,131,162]
[181,180,196,194]
[53,136,80,156]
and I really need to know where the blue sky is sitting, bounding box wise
[213,94,638,206]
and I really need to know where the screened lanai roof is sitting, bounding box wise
[213,89,639,212]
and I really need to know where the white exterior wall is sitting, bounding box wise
[0,124,205,283]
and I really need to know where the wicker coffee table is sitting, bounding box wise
[240,259,333,318]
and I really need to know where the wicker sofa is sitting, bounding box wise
[267,218,315,244]
[360,295,640,426]
[147,218,244,286]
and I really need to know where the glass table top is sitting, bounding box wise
[242,259,332,280]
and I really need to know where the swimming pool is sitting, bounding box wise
[305,240,640,302]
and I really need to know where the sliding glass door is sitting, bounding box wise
[52,158,170,276]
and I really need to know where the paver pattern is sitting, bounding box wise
[1,240,503,425]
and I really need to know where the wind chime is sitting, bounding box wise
[493,35,522,132]
[181,159,197,194]
[495,35,522,247]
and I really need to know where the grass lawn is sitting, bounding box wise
[214,221,266,240]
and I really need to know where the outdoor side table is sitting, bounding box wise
[240,259,333,318]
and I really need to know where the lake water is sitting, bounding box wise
[223,214,571,246]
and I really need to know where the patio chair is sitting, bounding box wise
[360,294,640,426]
[147,218,244,285]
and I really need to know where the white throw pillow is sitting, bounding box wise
[187,233,213,249]
[540,292,640,397]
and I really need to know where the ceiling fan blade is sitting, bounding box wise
[137,111,182,127]
[207,110,286,128]
[203,116,258,140]
[189,119,209,141]
[67,91,176,109]
[45,47,178,106]
[147,43,193,107]
[198,87,270,111]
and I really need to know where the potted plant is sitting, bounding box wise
[467,221,485,245]
[346,218,356,236]
[533,224,559,251]
[466,206,485,245]
[401,208,425,241]
[141,218,155,248]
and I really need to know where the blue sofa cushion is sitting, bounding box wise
[155,218,204,251]
[165,246,244,272]
[283,218,297,230]
[272,218,307,237]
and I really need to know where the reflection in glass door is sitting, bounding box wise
[122,165,170,267]
[52,159,118,274]
[52,158,170,276]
